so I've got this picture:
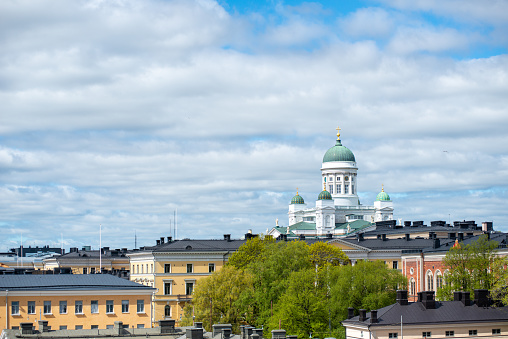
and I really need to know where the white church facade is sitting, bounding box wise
[268,128,394,238]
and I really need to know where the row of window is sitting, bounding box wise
[163,281,194,295]
[324,175,355,182]
[163,263,215,274]
[81,267,126,274]
[11,300,144,315]
[327,184,355,195]
[12,324,146,331]
[387,329,501,338]
[134,263,154,274]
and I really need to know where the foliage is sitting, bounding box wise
[309,241,350,268]
[189,239,404,337]
[437,234,504,301]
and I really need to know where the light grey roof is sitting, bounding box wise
[0,274,153,291]
[153,239,247,253]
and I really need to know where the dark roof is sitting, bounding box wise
[361,226,481,237]
[422,232,507,253]
[340,237,436,251]
[0,274,153,291]
[344,301,508,327]
[153,239,248,253]
[58,250,129,260]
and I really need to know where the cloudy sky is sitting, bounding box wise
[1,0,507,251]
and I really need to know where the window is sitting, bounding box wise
[352,185,355,194]
[122,300,129,313]
[345,184,349,194]
[493,329,501,335]
[28,301,35,314]
[427,271,434,291]
[329,185,333,194]
[410,278,416,296]
[106,325,114,329]
[337,177,341,181]
[75,325,82,330]
[389,333,398,338]
[11,301,19,315]
[136,265,139,274]
[423,332,431,338]
[106,300,114,314]
[59,300,67,314]
[151,264,153,273]
[75,300,83,314]
[164,264,171,273]
[137,300,144,313]
[91,267,96,274]
[44,301,52,314]
[186,282,194,295]
[91,325,99,329]
[83,267,87,274]
[91,300,99,313]
[164,282,172,295]
[59,326,67,330]
[469,330,477,336]
[187,264,193,273]
[165,305,171,318]
[137,324,145,329]
[436,271,443,290]
[337,185,341,194]
[209,263,215,273]
[141,265,144,274]
[392,261,398,270]
[446,331,455,337]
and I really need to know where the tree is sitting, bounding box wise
[309,241,349,269]
[227,236,275,269]
[182,265,253,331]
[437,234,504,301]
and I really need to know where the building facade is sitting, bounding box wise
[0,275,154,331]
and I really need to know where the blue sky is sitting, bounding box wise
[1,0,507,250]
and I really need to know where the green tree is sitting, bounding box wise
[227,236,275,269]
[309,241,349,269]
[437,235,504,301]
[183,265,253,331]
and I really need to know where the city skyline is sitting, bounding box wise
[1,0,507,250]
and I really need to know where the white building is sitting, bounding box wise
[269,128,394,237]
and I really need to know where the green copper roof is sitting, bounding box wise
[318,189,332,200]
[376,191,390,201]
[291,193,305,204]
[323,140,356,163]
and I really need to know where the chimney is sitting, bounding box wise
[156,240,161,245]
[396,290,408,305]
[194,322,203,329]
[382,234,387,241]
[326,233,333,239]
[458,233,464,241]
[357,233,364,242]
[454,291,470,306]
[474,289,490,307]
[347,307,354,319]
[299,235,305,240]
[359,309,367,322]
[38,320,49,333]
[482,222,493,232]
[418,291,436,309]
[405,234,410,241]
[222,329,232,339]
[433,238,440,249]
[370,310,378,323]
[377,234,382,240]
[404,221,411,227]
[271,330,286,339]
[167,236,172,243]
[429,232,434,238]
[224,234,231,241]
[20,323,34,335]
[186,328,204,339]
[160,237,165,244]
[448,232,456,239]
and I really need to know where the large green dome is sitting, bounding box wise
[376,187,390,201]
[323,140,356,163]
[291,192,305,204]
[318,189,332,200]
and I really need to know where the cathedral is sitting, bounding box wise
[268,128,394,237]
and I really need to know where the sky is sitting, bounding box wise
[1,0,508,251]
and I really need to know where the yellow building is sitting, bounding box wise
[129,235,247,326]
[0,275,154,331]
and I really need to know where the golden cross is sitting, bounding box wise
[296,187,299,195]
[336,126,341,139]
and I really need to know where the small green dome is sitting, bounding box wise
[291,191,305,204]
[376,187,390,201]
[323,140,356,163]
[318,189,332,200]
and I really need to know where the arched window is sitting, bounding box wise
[165,305,171,318]
[436,270,443,290]
[426,270,434,291]
[410,278,416,296]
[443,269,450,286]
[325,215,331,227]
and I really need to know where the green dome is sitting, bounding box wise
[323,140,356,163]
[318,189,332,200]
[376,189,390,201]
[291,192,305,204]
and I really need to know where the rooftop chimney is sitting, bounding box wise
[370,310,378,323]
[474,289,490,307]
[433,238,440,249]
[396,290,408,305]
[160,237,165,244]
[458,233,464,241]
[156,240,161,245]
[167,236,172,243]
[417,291,436,309]
[359,309,367,322]
[405,234,410,241]
[382,234,387,241]
[224,234,231,241]
[454,291,471,306]
[482,222,493,232]
[347,307,354,319]
[326,233,333,239]
[357,233,364,242]
[299,234,305,240]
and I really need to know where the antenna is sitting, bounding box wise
[61,233,63,255]
[99,224,102,274]
[175,208,178,240]
[134,230,137,250]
